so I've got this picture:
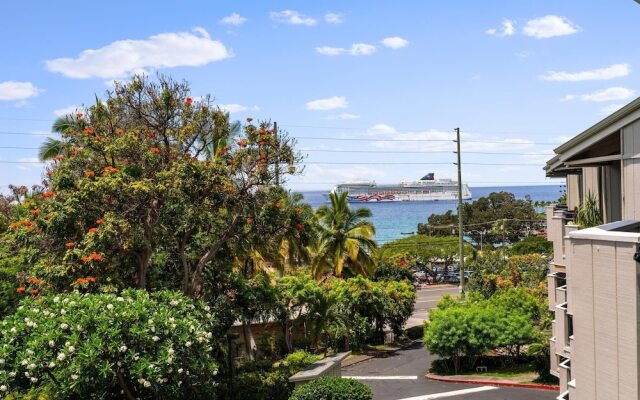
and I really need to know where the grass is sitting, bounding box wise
[458,363,537,379]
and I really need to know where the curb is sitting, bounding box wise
[342,339,422,368]
[425,373,560,391]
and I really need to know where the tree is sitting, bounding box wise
[5,75,302,299]
[509,236,553,256]
[312,192,377,279]
[465,252,548,297]
[418,192,544,248]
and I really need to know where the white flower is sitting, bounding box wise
[185,341,192,348]
[106,304,114,310]
[69,301,76,306]
[170,300,179,306]
[26,349,34,355]
[20,359,28,366]
[68,346,75,353]
[48,362,55,368]
[178,381,182,387]
[71,374,78,380]
[206,332,212,339]
[30,377,38,383]
[60,323,68,330]
[53,297,60,303]
[119,345,127,353]
[8,372,15,377]
[143,380,151,388]
[27,363,36,370]
[10,327,16,333]
[57,352,66,361]
[213,368,218,376]
[152,336,160,342]
[0,358,4,365]
[48,340,55,347]
[60,309,66,315]
[204,305,210,312]
[166,357,173,365]
[0,385,6,392]
[167,348,174,355]
[116,297,124,302]
[23,318,30,323]
[24,372,29,378]
[178,368,183,374]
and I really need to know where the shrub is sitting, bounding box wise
[0,290,221,399]
[373,263,414,282]
[289,376,372,400]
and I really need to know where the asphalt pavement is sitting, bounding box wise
[341,285,557,400]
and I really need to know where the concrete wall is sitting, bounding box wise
[567,174,581,210]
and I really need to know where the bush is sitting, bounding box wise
[0,290,221,399]
[373,263,414,282]
[289,376,372,400]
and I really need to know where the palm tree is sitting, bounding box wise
[38,115,76,161]
[204,110,242,161]
[312,192,377,279]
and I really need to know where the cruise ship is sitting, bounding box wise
[330,173,472,202]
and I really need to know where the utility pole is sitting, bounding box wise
[273,121,280,186]
[454,127,465,293]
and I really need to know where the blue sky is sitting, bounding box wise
[1,0,639,192]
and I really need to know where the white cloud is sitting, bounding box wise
[326,113,360,120]
[0,81,43,101]
[523,15,580,39]
[219,13,247,26]
[486,20,515,37]
[305,96,348,111]
[381,37,409,49]
[218,104,248,113]
[515,50,534,59]
[53,105,80,117]
[602,103,625,115]
[562,87,635,102]
[45,27,232,79]
[270,10,317,26]
[325,12,344,24]
[316,43,376,56]
[367,124,397,135]
[540,63,630,82]
[294,164,387,187]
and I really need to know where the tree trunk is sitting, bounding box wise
[283,319,293,354]
[135,250,151,289]
[242,321,257,361]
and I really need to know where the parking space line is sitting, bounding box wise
[396,386,498,400]
[343,376,418,380]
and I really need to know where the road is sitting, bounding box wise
[406,285,459,328]
[342,285,557,400]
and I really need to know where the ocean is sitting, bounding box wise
[299,185,565,244]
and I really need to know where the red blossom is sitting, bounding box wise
[29,289,39,295]
[115,129,124,135]
[85,171,95,178]
[65,241,75,248]
[96,219,105,225]
[16,286,25,294]
[185,97,193,106]
[150,147,161,154]
[88,228,98,234]
[83,128,94,135]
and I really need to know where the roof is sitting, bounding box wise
[545,97,640,175]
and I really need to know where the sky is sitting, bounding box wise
[1,0,639,192]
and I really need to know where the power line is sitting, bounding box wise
[300,149,554,155]
[303,162,543,166]
[0,131,50,136]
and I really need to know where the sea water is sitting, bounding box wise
[299,185,565,244]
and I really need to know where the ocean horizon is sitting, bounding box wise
[298,185,564,244]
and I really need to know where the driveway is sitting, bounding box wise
[342,285,557,400]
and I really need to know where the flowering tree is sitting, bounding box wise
[7,75,302,298]
[0,290,220,399]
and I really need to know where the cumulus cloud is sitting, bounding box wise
[540,63,630,82]
[306,96,348,111]
[326,113,360,120]
[219,13,247,26]
[325,12,344,24]
[45,27,232,79]
[486,19,515,37]
[53,105,80,117]
[602,103,625,115]
[270,10,317,26]
[316,43,376,56]
[367,124,397,135]
[562,87,635,102]
[381,37,409,49]
[523,15,580,39]
[0,81,43,101]
[218,104,249,113]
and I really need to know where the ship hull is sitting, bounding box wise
[344,193,472,202]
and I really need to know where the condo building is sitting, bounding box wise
[545,97,640,400]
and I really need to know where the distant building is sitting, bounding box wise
[545,97,640,400]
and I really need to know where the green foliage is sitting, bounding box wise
[575,191,602,228]
[418,192,544,248]
[424,288,540,373]
[373,262,414,282]
[509,236,553,256]
[465,252,548,297]
[289,376,373,400]
[312,192,377,279]
[0,290,221,399]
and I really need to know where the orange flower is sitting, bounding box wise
[150,147,161,154]
[85,171,95,178]
[296,224,305,232]
[30,209,41,215]
[88,227,98,234]
[16,286,25,294]
[42,191,56,198]
[96,219,105,225]
[81,256,91,263]
[86,276,96,283]
[215,149,225,157]
[27,278,43,285]
[83,128,94,135]
[146,132,156,139]
[53,155,64,162]
[65,241,75,248]
[103,166,119,173]
[116,129,124,135]
[237,140,247,148]
[71,148,79,156]
[273,202,280,209]
[185,97,193,106]
[47,171,53,177]
[258,140,267,146]
[246,218,254,226]
[29,289,39,295]
[76,278,88,285]
[93,136,102,142]
[89,252,103,261]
